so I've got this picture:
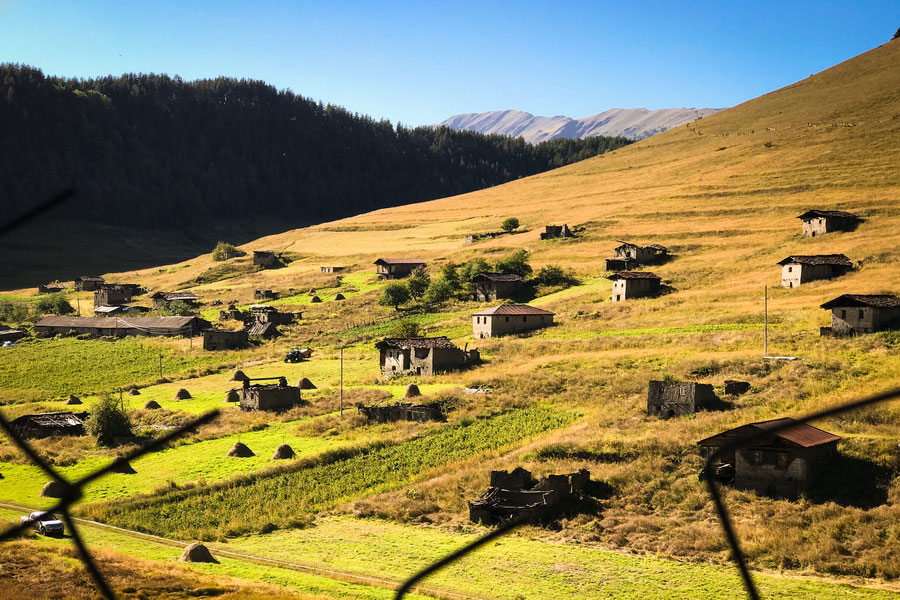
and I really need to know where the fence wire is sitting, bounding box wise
[1,189,898,600]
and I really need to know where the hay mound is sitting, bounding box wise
[144,400,162,410]
[225,389,240,403]
[174,388,191,400]
[179,543,218,563]
[128,387,140,396]
[272,444,296,460]
[40,480,67,498]
[109,458,136,474]
[65,395,82,405]
[310,295,322,303]
[334,293,346,301]
[403,384,421,399]
[227,441,254,457]
[231,369,249,382]
[298,377,317,390]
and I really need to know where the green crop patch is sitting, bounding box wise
[86,406,573,540]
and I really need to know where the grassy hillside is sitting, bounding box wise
[3,39,900,599]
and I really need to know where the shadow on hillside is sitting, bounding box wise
[807,454,891,508]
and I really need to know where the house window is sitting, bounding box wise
[787,266,792,272]
[776,453,788,469]
[858,309,864,319]
[752,450,763,465]
[841,309,847,320]
[522,316,527,322]
[505,316,509,322]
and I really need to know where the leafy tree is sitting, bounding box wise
[458,258,491,285]
[501,217,520,233]
[423,278,454,308]
[534,264,578,287]
[0,300,30,324]
[378,282,410,311]
[440,262,460,291]
[495,250,532,278]
[87,394,132,447]
[33,293,74,315]
[388,320,420,338]
[211,241,239,261]
[152,300,196,316]
[406,268,430,301]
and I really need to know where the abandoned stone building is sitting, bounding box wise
[253,251,281,268]
[248,304,295,325]
[38,283,66,294]
[464,232,500,244]
[375,337,478,376]
[468,467,591,524]
[778,254,853,288]
[203,329,250,350]
[819,294,900,336]
[605,242,669,271]
[246,321,280,338]
[74,276,104,291]
[11,412,87,439]
[238,377,300,411]
[540,224,575,240]
[319,266,346,273]
[35,315,210,338]
[608,271,662,301]
[0,324,27,343]
[697,417,840,498]
[472,272,524,301]
[94,284,134,308]
[254,289,278,301]
[797,209,860,238]
[151,291,200,309]
[647,380,720,418]
[471,304,554,338]
[374,258,427,279]
[358,402,445,423]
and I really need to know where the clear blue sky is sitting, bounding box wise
[2,0,897,125]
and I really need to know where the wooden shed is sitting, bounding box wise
[10,412,87,439]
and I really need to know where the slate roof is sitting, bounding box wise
[777,254,853,267]
[472,304,554,316]
[820,294,900,309]
[376,336,460,350]
[697,417,841,449]
[473,272,524,282]
[607,271,661,280]
[151,291,199,301]
[246,322,280,337]
[11,412,86,429]
[374,258,427,265]
[797,210,860,220]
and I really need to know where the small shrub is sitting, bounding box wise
[501,217,520,233]
[87,394,133,447]
[210,241,239,261]
[378,282,410,311]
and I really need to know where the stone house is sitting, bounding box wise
[819,294,900,336]
[253,251,281,268]
[73,276,104,292]
[647,380,720,418]
[10,412,87,439]
[374,258,427,279]
[35,316,210,338]
[248,305,295,325]
[605,242,668,271]
[38,283,66,294]
[238,378,300,411]
[358,402,445,423]
[253,289,278,301]
[607,271,662,301]
[540,225,575,240]
[375,337,478,376]
[778,254,853,288]
[320,266,346,273]
[151,291,200,308]
[471,304,554,338]
[468,467,590,524]
[203,329,249,350]
[697,417,840,498]
[94,284,134,308]
[797,210,860,238]
[472,272,524,301]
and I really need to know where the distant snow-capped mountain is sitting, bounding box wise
[439,107,722,143]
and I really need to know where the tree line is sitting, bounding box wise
[0,64,632,229]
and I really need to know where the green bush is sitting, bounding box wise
[495,250,532,278]
[501,217,520,233]
[406,268,430,301]
[211,241,239,261]
[33,293,74,316]
[388,320,421,338]
[378,282,410,310]
[87,394,133,447]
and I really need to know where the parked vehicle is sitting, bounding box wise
[20,512,65,536]
[284,347,312,363]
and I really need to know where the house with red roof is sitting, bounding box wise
[471,304,554,338]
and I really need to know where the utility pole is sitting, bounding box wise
[159,354,163,379]
[763,285,769,356]
[339,345,344,416]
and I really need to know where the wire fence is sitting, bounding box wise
[1,189,898,600]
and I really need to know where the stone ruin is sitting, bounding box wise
[238,377,301,411]
[469,467,590,525]
[646,380,721,419]
[357,402,445,424]
[724,380,751,395]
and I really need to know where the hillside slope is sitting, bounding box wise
[440,106,722,142]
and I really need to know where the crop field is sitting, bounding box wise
[85,407,574,539]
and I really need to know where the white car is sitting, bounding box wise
[20,511,65,536]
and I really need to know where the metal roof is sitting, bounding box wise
[697,417,840,448]
[37,316,204,333]
[606,271,661,280]
[796,209,859,220]
[472,304,554,316]
[11,412,86,428]
[777,254,853,267]
[820,294,900,309]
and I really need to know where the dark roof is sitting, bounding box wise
[473,272,524,282]
[606,271,661,281]
[36,316,205,333]
[246,322,280,336]
[472,304,554,316]
[376,336,460,350]
[820,294,900,309]
[697,417,840,449]
[75,276,104,282]
[777,254,853,267]
[11,412,86,428]
[374,258,427,265]
[796,210,860,220]
[646,244,668,252]
[151,291,199,301]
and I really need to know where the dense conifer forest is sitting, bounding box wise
[0,64,631,228]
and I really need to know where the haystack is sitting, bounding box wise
[231,369,249,382]
[298,377,317,390]
[109,457,136,474]
[310,295,322,303]
[179,542,218,563]
[334,293,346,301]
[403,384,421,399]
[225,389,240,403]
[227,441,254,457]
[65,394,82,405]
[272,444,296,460]
[174,388,191,400]
[144,400,162,410]
[128,387,140,396]
[39,480,67,498]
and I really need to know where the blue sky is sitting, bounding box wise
[1,1,897,125]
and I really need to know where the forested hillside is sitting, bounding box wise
[0,65,629,228]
